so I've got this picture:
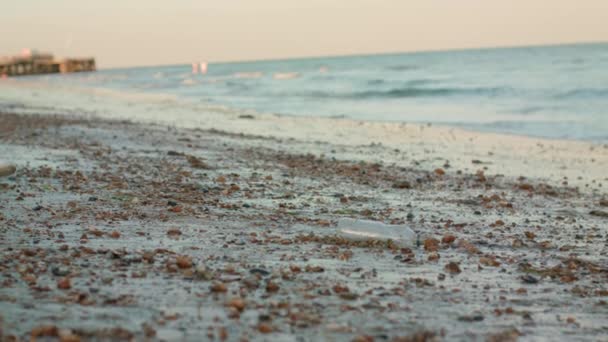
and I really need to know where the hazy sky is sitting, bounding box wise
[2,0,607,68]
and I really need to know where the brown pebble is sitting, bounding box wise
[31,325,58,338]
[427,252,440,262]
[424,238,440,252]
[442,234,456,245]
[445,262,461,274]
[176,256,193,269]
[59,330,81,342]
[352,335,374,342]
[211,282,227,293]
[434,168,445,176]
[227,298,246,312]
[167,228,182,236]
[266,281,280,293]
[57,277,71,290]
[218,327,228,341]
[258,323,273,334]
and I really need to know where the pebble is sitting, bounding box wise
[51,266,70,277]
[0,162,16,177]
[250,268,270,276]
[458,313,484,322]
[521,275,539,284]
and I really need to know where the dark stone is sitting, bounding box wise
[457,313,484,322]
[52,266,70,277]
[521,275,539,284]
[250,268,270,276]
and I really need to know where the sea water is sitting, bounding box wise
[2,42,607,141]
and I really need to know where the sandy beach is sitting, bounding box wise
[1,100,607,341]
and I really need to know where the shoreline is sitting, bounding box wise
[2,80,607,192]
[1,111,607,340]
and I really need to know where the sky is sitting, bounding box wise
[2,0,607,68]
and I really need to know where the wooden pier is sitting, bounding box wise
[0,49,95,77]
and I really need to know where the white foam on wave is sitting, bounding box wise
[273,72,300,80]
[234,72,263,79]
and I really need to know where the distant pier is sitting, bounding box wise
[0,49,95,77]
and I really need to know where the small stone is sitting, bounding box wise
[442,234,456,244]
[458,313,484,322]
[194,266,214,280]
[57,277,71,290]
[257,323,273,334]
[0,162,16,177]
[176,256,193,269]
[249,268,270,276]
[52,266,70,277]
[242,276,260,289]
[590,210,608,218]
[31,325,59,338]
[58,329,81,342]
[210,282,228,293]
[424,238,440,252]
[167,228,182,236]
[521,275,539,284]
[427,252,440,262]
[266,281,280,293]
[393,181,411,189]
[227,298,246,312]
[444,262,461,274]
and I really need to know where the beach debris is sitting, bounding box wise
[0,162,16,177]
[336,218,417,248]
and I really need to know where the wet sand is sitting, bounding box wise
[1,111,607,341]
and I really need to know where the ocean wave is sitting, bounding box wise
[273,72,300,80]
[301,86,509,100]
[234,72,263,79]
[554,88,608,99]
[386,65,418,71]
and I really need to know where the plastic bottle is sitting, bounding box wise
[337,218,418,248]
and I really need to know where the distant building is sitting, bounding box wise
[0,49,96,77]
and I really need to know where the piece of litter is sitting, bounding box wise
[337,218,417,248]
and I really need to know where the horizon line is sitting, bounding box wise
[102,40,607,71]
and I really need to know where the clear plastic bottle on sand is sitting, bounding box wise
[337,218,418,248]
